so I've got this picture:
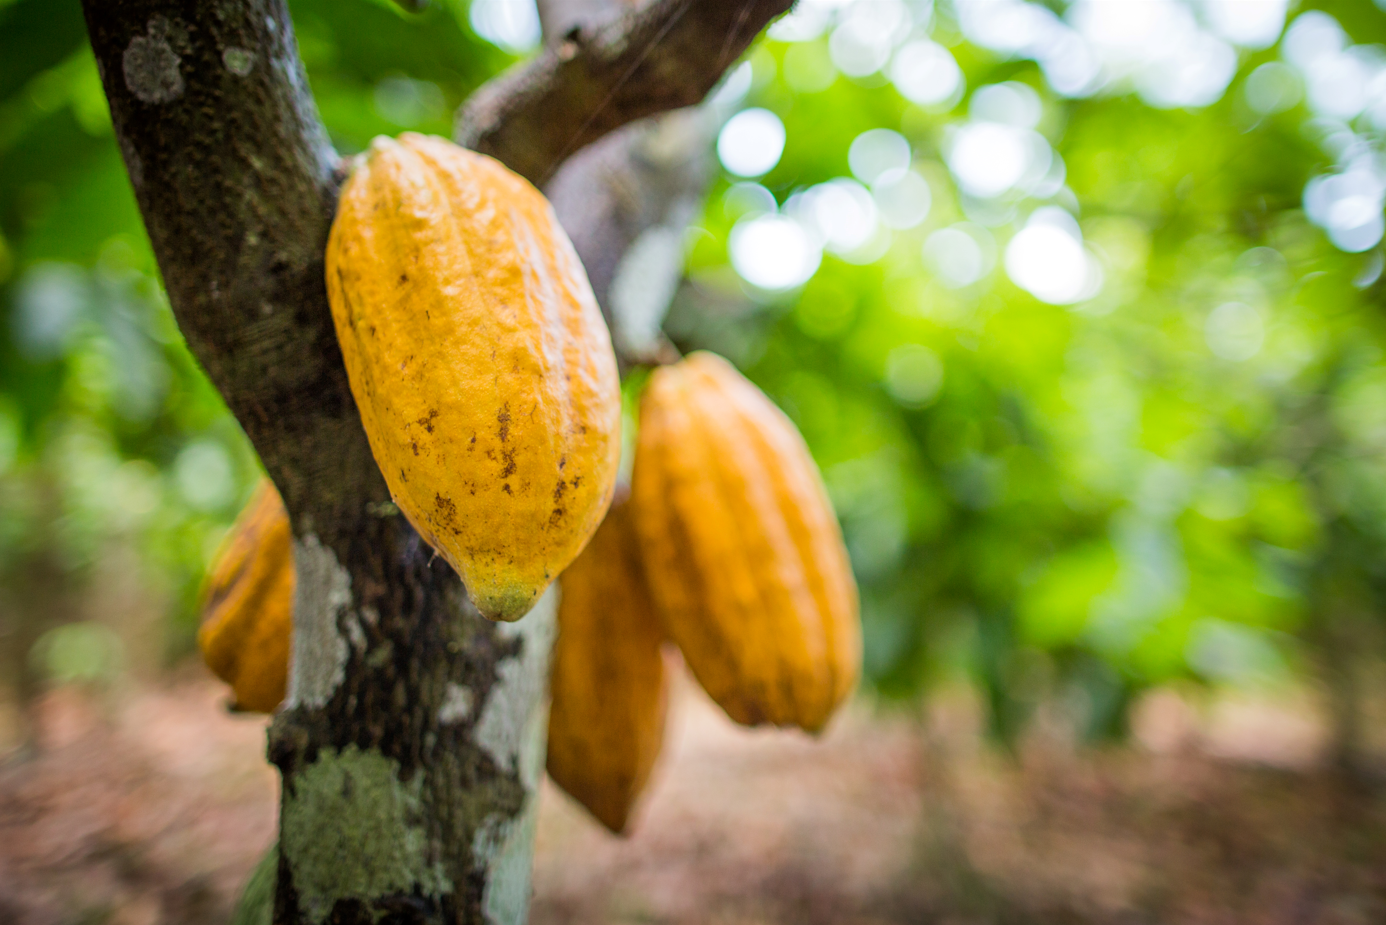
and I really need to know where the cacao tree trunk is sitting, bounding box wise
[81,3,553,921]
[79,0,791,921]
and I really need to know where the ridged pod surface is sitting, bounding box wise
[631,352,860,732]
[547,498,668,834]
[197,479,294,714]
[326,133,622,622]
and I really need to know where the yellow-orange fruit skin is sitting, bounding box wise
[547,499,668,834]
[326,133,622,622]
[631,352,860,732]
[197,479,294,714]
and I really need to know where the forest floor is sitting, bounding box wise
[1,665,1385,925]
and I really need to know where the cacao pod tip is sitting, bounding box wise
[471,583,543,623]
[594,806,633,836]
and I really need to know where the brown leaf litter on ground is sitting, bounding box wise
[2,666,1386,925]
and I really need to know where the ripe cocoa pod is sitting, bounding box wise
[197,479,294,714]
[326,133,622,622]
[631,352,860,732]
[547,497,668,834]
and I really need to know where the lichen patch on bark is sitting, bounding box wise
[280,745,452,924]
[122,18,185,104]
[288,534,352,708]
[222,46,256,77]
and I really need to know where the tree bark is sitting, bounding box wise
[81,3,555,921]
[456,0,792,186]
[79,0,770,921]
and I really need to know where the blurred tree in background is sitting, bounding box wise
[2,0,1385,761]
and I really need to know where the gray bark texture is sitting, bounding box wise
[78,0,774,921]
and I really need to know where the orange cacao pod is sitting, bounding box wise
[326,133,621,622]
[631,352,860,732]
[547,498,668,834]
[197,479,294,713]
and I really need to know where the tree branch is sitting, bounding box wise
[82,0,370,537]
[456,0,793,186]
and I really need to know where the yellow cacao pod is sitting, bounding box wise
[631,352,860,732]
[197,479,294,714]
[547,498,668,834]
[326,133,622,622]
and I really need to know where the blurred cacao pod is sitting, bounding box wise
[631,352,860,732]
[326,133,621,622]
[197,479,293,713]
[547,497,668,834]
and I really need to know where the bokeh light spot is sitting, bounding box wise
[1005,208,1099,304]
[872,169,931,230]
[469,0,540,53]
[729,214,822,290]
[798,179,879,254]
[1243,62,1302,115]
[848,128,911,186]
[970,82,1042,129]
[948,123,1028,199]
[889,39,962,106]
[923,225,995,289]
[718,108,787,178]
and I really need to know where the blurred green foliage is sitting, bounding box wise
[0,0,1384,747]
[669,0,1386,739]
